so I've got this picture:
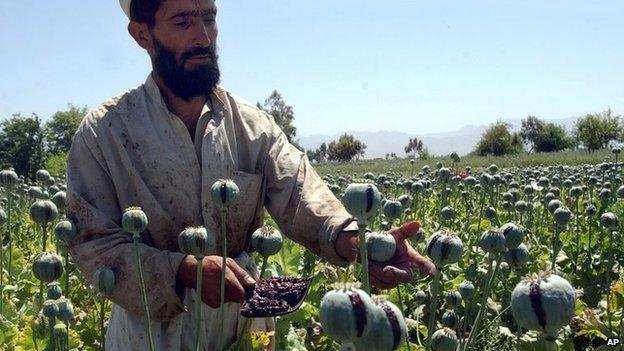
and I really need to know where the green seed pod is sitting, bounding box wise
[479,229,506,254]
[341,183,382,222]
[440,206,456,221]
[430,328,459,351]
[47,282,63,300]
[464,176,476,187]
[50,191,67,213]
[352,299,407,351]
[414,290,428,305]
[441,310,459,329]
[33,252,64,283]
[410,227,425,244]
[29,200,58,226]
[437,168,451,183]
[483,206,497,220]
[28,186,44,199]
[319,286,377,342]
[547,199,562,214]
[600,212,619,230]
[36,169,51,183]
[426,230,463,267]
[382,200,403,222]
[366,232,396,262]
[553,207,572,226]
[53,322,67,338]
[42,299,59,319]
[514,201,528,213]
[500,223,526,249]
[56,299,74,322]
[54,220,76,244]
[93,267,116,295]
[458,281,475,300]
[397,194,412,209]
[586,205,597,217]
[178,226,216,258]
[600,188,612,201]
[122,207,148,235]
[569,186,583,198]
[444,291,462,308]
[0,169,19,187]
[210,179,240,208]
[505,243,530,268]
[511,272,576,339]
[250,226,283,258]
[0,207,6,224]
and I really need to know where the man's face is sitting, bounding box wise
[148,0,220,101]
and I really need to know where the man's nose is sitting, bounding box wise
[191,20,213,47]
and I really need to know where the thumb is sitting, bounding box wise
[226,260,256,288]
[389,221,421,241]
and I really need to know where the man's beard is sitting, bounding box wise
[151,34,221,101]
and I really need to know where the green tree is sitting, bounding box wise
[475,122,523,156]
[327,133,366,162]
[533,122,573,152]
[45,104,87,155]
[404,137,424,159]
[520,115,545,153]
[0,113,47,180]
[257,90,302,150]
[575,109,622,151]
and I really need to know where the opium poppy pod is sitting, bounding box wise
[430,328,459,351]
[341,183,381,223]
[0,169,19,187]
[42,299,59,318]
[319,287,377,342]
[210,179,239,208]
[56,298,74,322]
[426,230,463,267]
[458,281,475,300]
[178,226,216,257]
[29,200,58,226]
[122,207,148,235]
[505,243,530,268]
[352,299,407,351]
[33,252,64,283]
[511,272,576,339]
[500,223,526,249]
[93,267,116,295]
[600,212,619,231]
[553,207,572,227]
[51,191,67,213]
[0,208,6,224]
[250,226,283,258]
[382,200,403,222]
[54,220,76,244]
[444,291,462,309]
[365,232,396,262]
[441,310,459,329]
[47,282,63,300]
[36,169,51,183]
[479,229,507,255]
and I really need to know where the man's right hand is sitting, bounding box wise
[177,255,256,308]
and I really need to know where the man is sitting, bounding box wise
[65,0,436,349]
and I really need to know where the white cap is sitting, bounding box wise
[119,0,131,19]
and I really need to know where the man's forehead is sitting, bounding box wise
[158,0,217,19]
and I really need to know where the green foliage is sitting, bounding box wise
[257,90,302,151]
[475,122,523,156]
[326,133,367,162]
[44,104,87,155]
[575,108,622,151]
[45,151,68,178]
[0,113,47,180]
[418,147,431,161]
[533,122,573,153]
[520,116,545,152]
[306,142,327,163]
[404,137,424,158]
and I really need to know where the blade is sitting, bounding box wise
[240,276,313,318]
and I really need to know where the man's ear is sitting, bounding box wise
[128,22,155,55]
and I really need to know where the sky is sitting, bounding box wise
[0,0,622,136]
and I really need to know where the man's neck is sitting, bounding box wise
[151,71,208,124]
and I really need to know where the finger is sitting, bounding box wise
[381,265,412,283]
[224,267,246,303]
[410,252,437,276]
[370,273,394,290]
[226,259,256,288]
[388,221,421,241]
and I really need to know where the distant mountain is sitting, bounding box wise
[298,117,578,159]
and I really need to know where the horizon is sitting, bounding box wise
[1,1,623,136]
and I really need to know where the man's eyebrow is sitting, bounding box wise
[168,9,217,20]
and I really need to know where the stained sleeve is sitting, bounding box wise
[66,123,187,321]
[261,113,357,266]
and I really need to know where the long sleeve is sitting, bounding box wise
[66,124,187,321]
[262,114,356,266]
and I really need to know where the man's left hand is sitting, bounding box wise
[369,221,436,289]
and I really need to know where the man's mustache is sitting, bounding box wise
[181,46,216,62]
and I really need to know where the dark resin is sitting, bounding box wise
[240,276,312,318]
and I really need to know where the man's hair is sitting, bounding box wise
[130,0,163,28]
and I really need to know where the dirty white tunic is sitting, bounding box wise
[65,73,357,350]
